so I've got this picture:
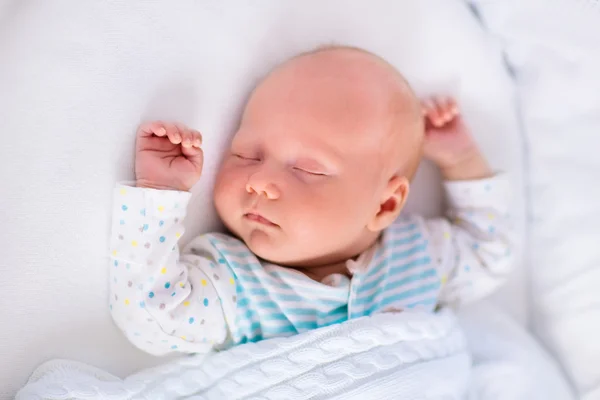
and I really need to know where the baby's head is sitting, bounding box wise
[214,46,424,267]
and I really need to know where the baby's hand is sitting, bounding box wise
[422,97,491,180]
[135,121,203,191]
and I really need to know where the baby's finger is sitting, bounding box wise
[164,123,182,145]
[180,129,195,149]
[432,97,452,123]
[174,124,195,149]
[182,144,204,171]
[451,102,460,116]
[442,98,460,118]
[138,121,167,138]
[423,99,444,127]
[174,123,203,149]
[190,130,203,148]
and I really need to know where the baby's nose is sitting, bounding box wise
[246,181,280,200]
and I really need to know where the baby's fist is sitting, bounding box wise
[135,121,204,192]
[422,97,491,180]
[422,97,478,170]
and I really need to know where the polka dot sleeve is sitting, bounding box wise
[424,173,514,307]
[109,184,235,356]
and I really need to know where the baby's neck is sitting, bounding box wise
[291,261,352,282]
[257,231,381,282]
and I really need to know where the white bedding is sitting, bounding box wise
[0,0,550,398]
[470,1,600,397]
[17,303,574,400]
[17,311,470,399]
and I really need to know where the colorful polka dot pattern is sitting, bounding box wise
[437,175,512,307]
[108,174,510,353]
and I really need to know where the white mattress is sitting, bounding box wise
[1,0,527,397]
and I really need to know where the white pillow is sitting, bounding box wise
[0,0,523,396]
[470,0,600,398]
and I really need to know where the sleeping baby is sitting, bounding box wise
[109,46,513,354]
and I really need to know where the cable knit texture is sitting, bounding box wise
[17,311,470,399]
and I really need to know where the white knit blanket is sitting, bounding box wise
[17,311,471,399]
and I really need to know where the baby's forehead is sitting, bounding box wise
[251,51,409,119]
[240,46,422,165]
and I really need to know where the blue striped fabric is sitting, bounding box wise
[208,215,441,344]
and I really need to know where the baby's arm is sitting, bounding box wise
[421,98,513,306]
[109,121,234,355]
[109,186,235,355]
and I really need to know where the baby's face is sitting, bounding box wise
[214,49,419,266]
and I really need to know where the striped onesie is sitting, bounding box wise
[109,174,512,355]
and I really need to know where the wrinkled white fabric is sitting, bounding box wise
[18,303,575,400]
[17,311,471,400]
[470,0,600,397]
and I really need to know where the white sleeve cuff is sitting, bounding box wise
[443,173,510,211]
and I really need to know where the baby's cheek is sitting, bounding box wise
[294,205,356,256]
[213,183,228,214]
[214,173,242,220]
[300,195,347,232]
[288,199,325,231]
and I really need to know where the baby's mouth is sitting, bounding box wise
[244,212,279,227]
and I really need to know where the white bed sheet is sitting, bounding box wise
[0,1,526,397]
[470,1,600,397]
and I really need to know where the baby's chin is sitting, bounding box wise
[243,229,282,262]
[243,229,307,266]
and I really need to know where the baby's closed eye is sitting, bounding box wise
[292,166,328,176]
[232,153,261,162]
[292,157,331,177]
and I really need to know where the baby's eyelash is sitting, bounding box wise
[293,167,327,176]
[234,154,260,161]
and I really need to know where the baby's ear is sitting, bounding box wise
[367,175,410,232]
